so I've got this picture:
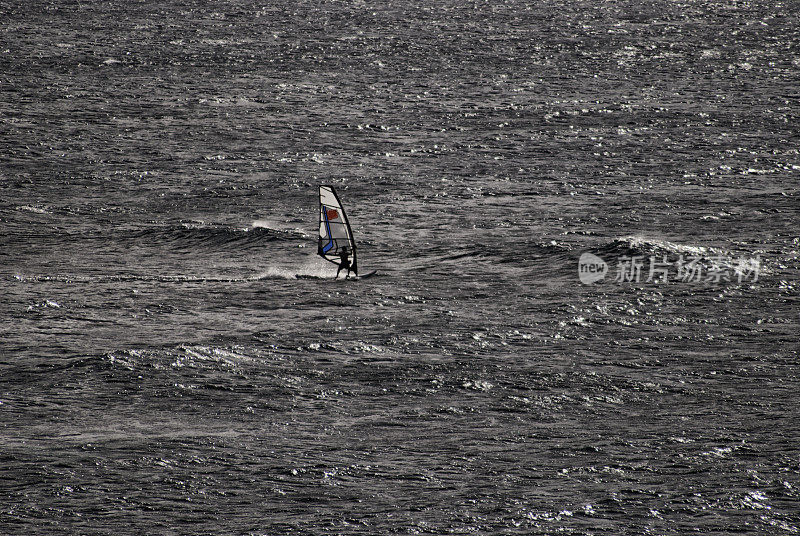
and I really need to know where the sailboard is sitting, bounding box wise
[318,185,359,276]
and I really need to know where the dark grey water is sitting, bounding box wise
[2,0,799,534]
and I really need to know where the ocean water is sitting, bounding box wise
[1,0,799,534]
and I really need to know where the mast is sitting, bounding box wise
[329,186,357,276]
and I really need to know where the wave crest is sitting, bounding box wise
[593,235,765,278]
[130,224,301,251]
[597,235,727,258]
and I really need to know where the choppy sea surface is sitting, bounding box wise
[2,0,799,534]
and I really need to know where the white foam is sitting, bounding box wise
[252,219,281,229]
[254,266,299,280]
[254,257,333,280]
[617,234,720,257]
[15,205,50,214]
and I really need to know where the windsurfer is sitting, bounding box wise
[336,246,352,279]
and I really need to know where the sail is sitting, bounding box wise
[318,185,358,275]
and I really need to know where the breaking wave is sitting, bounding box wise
[593,235,767,278]
[127,223,303,251]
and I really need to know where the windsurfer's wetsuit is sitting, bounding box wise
[336,247,352,279]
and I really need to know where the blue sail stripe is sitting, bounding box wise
[321,208,334,254]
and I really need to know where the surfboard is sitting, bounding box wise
[296,271,377,281]
[357,269,377,279]
[341,270,377,281]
